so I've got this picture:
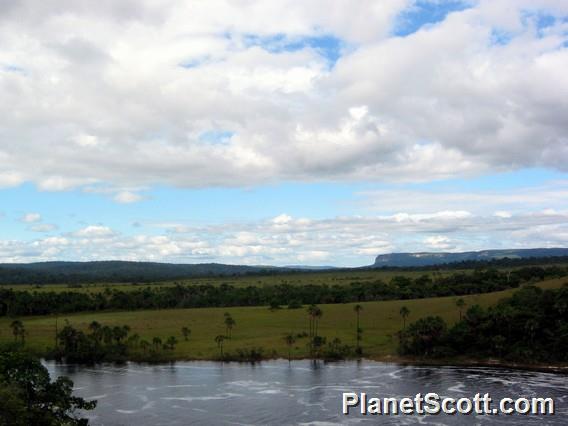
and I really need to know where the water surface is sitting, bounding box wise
[45,360,567,425]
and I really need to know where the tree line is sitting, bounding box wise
[399,284,568,362]
[1,266,565,317]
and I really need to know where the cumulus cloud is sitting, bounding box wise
[113,191,143,204]
[72,225,115,238]
[21,213,41,223]
[424,236,456,251]
[29,223,58,233]
[0,1,566,192]
[360,180,568,214]
[0,207,566,265]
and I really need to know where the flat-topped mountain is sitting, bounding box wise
[373,248,568,267]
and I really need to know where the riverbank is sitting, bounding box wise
[38,349,568,375]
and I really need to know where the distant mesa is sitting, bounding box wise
[373,248,568,267]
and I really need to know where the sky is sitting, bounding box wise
[1,0,567,266]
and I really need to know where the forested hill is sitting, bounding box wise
[0,261,283,284]
[373,248,568,267]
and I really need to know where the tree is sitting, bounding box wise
[354,305,363,352]
[313,307,323,338]
[165,336,178,351]
[214,335,225,357]
[127,333,140,348]
[456,298,466,320]
[101,326,113,345]
[9,320,24,344]
[311,335,326,357]
[306,304,317,338]
[402,316,447,356]
[224,314,236,338]
[54,313,59,349]
[283,333,296,362]
[269,300,281,311]
[399,306,410,330]
[152,337,162,352]
[140,340,150,354]
[0,347,96,425]
[88,321,102,342]
[181,327,191,341]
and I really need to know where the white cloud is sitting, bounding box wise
[360,180,568,214]
[424,236,455,251]
[0,1,565,192]
[113,191,143,204]
[72,225,115,238]
[29,223,58,232]
[272,214,293,225]
[1,207,567,265]
[494,210,512,218]
[21,213,41,223]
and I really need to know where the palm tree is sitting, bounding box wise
[54,313,59,349]
[152,337,162,351]
[102,326,113,345]
[306,305,317,337]
[166,336,178,350]
[224,315,236,338]
[313,307,323,338]
[10,320,24,344]
[140,340,150,354]
[112,326,128,344]
[284,333,296,362]
[525,319,539,345]
[181,327,191,341]
[127,333,140,348]
[331,337,342,352]
[88,321,102,342]
[214,335,225,357]
[456,298,466,321]
[354,305,363,350]
[399,306,410,330]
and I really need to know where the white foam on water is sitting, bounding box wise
[141,401,155,411]
[86,393,108,400]
[116,409,138,414]
[166,384,200,388]
[447,382,466,393]
[161,392,243,402]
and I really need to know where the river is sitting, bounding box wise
[44,360,567,425]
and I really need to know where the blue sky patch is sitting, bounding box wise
[242,33,344,66]
[394,0,472,37]
[198,130,234,145]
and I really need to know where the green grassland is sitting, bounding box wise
[1,277,565,361]
[0,268,474,294]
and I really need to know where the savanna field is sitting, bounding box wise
[2,268,566,360]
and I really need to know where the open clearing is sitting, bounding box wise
[0,268,474,293]
[1,277,565,360]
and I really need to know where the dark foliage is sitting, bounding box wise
[0,261,284,285]
[53,322,176,364]
[1,266,564,317]
[0,346,96,425]
[399,284,568,363]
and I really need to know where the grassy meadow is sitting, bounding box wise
[0,268,473,294]
[1,276,565,361]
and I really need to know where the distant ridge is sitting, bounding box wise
[0,261,284,285]
[373,248,568,267]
